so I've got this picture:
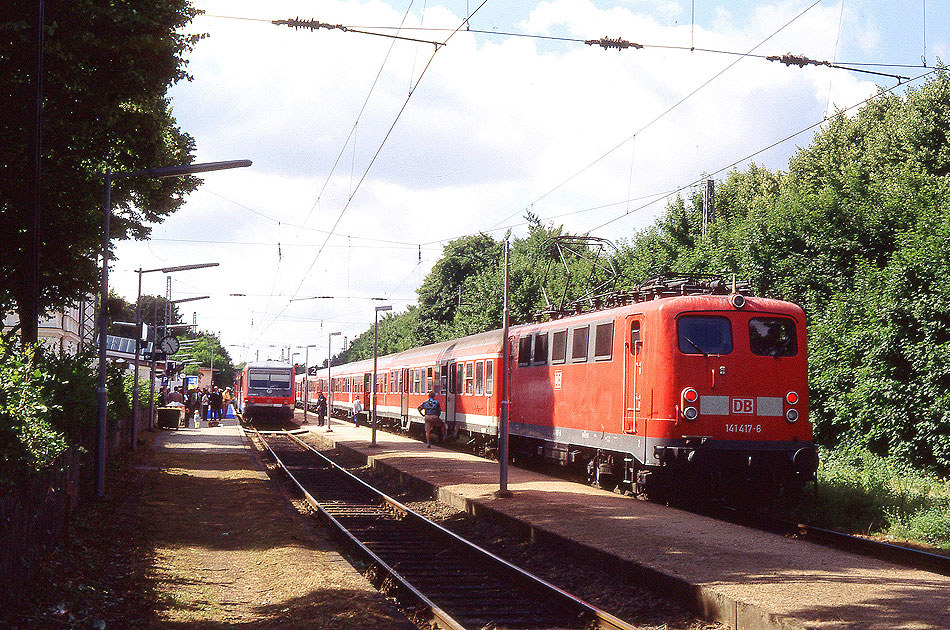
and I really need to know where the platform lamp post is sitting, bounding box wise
[371,305,392,447]
[129,263,218,451]
[327,331,341,433]
[96,159,249,498]
[497,240,512,498]
[302,344,317,424]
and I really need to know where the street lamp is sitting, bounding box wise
[327,331,341,433]
[371,305,392,446]
[130,262,218,452]
[96,160,248,497]
[302,344,317,424]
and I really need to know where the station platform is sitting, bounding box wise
[295,415,950,630]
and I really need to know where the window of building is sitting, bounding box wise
[533,332,548,364]
[485,360,494,396]
[677,316,733,355]
[551,330,568,364]
[475,361,484,395]
[572,325,589,362]
[518,335,532,366]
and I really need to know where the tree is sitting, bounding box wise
[1,0,202,344]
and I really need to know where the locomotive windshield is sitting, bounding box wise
[677,316,733,355]
[248,371,292,390]
[749,317,798,357]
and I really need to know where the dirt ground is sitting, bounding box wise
[1,427,411,629]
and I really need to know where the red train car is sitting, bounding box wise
[317,281,817,498]
[235,360,296,421]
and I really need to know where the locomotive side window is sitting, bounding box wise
[533,333,549,364]
[486,361,494,396]
[677,316,733,355]
[594,322,614,360]
[572,326,589,362]
[475,361,484,395]
[631,321,641,355]
[749,317,798,357]
[518,335,532,366]
[551,330,568,364]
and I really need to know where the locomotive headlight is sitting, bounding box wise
[785,408,799,423]
[786,391,799,405]
[683,406,699,421]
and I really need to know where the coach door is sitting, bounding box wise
[400,367,410,421]
[624,316,643,436]
[444,361,456,425]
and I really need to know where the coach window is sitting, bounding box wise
[533,332,549,365]
[440,364,448,393]
[572,325,589,363]
[551,330,568,364]
[465,362,474,395]
[456,364,464,395]
[448,364,456,394]
[518,335,532,366]
[485,361,494,396]
[631,321,642,355]
[475,361,484,395]
[749,317,798,357]
[427,366,434,393]
[594,322,614,360]
[678,315,733,355]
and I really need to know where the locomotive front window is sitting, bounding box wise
[248,373,270,388]
[749,317,798,357]
[677,316,733,355]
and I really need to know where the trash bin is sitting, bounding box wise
[157,406,184,430]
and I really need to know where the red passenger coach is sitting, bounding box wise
[317,278,818,499]
[236,361,295,421]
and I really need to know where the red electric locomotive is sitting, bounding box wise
[235,360,296,421]
[317,279,818,499]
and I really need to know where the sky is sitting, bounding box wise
[108,0,949,366]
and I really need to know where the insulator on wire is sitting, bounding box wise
[766,53,831,68]
[585,36,643,51]
[272,17,347,32]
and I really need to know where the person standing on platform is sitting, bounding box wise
[211,387,223,422]
[200,389,210,425]
[417,391,445,448]
[352,397,363,427]
[222,387,232,418]
[316,393,327,426]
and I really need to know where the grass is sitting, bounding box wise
[778,445,950,550]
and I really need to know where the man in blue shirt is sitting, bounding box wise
[417,391,445,448]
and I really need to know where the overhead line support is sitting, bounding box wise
[585,36,643,51]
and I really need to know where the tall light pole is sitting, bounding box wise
[498,240,512,497]
[131,263,218,451]
[371,305,392,446]
[302,344,317,424]
[327,331,341,433]
[97,160,249,497]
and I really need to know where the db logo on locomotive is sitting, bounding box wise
[732,398,754,414]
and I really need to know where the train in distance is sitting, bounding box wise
[282,276,819,499]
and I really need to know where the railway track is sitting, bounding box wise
[248,428,637,630]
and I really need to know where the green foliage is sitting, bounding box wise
[779,446,950,548]
[0,339,67,481]
[0,1,201,338]
[183,333,235,388]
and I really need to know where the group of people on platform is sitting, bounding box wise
[163,384,233,424]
